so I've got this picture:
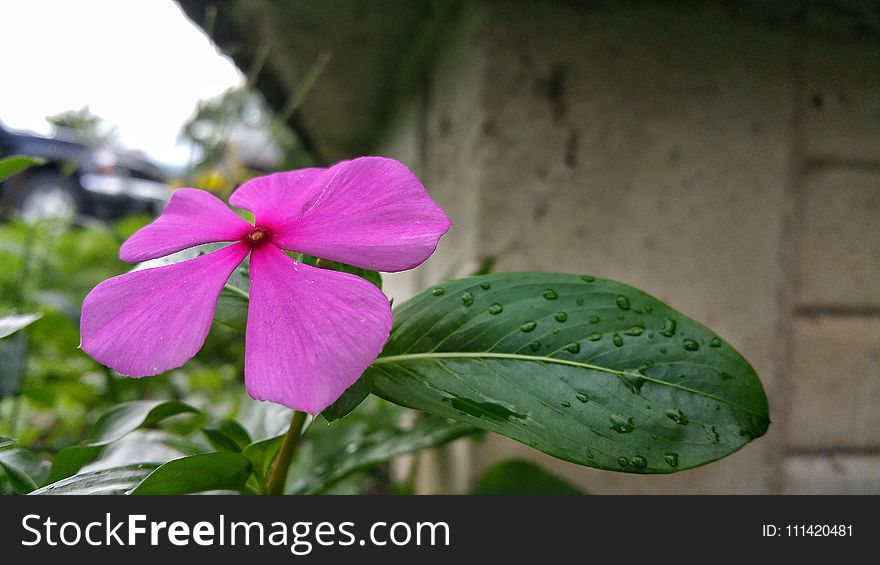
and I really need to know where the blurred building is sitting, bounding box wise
[178,0,880,494]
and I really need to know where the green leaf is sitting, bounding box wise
[321,375,373,422]
[215,289,248,331]
[0,331,28,398]
[290,415,476,494]
[30,464,157,495]
[203,419,252,452]
[0,448,51,493]
[300,254,382,289]
[0,436,14,449]
[0,312,42,339]
[241,434,284,491]
[0,156,45,183]
[472,459,584,495]
[367,273,769,474]
[130,452,252,495]
[47,400,198,483]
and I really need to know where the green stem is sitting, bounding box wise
[265,411,308,495]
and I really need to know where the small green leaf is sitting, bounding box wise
[203,419,252,452]
[472,459,583,495]
[300,254,382,289]
[0,449,52,494]
[290,415,475,494]
[0,156,45,183]
[321,375,373,422]
[0,436,14,449]
[0,312,42,339]
[30,464,157,495]
[130,452,252,495]
[241,434,284,491]
[368,273,770,474]
[47,400,199,483]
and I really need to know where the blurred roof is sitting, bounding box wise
[178,0,458,165]
[178,0,880,164]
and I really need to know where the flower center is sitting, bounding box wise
[245,226,271,246]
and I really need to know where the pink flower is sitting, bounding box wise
[80,157,450,413]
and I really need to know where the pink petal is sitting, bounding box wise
[230,157,451,272]
[244,243,392,413]
[81,242,250,376]
[120,189,252,263]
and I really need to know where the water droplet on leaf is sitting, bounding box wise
[632,455,648,468]
[609,414,635,433]
[581,275,595,283]
[613,334,624,347]
[488,303,503,315]
[664,453,679,468]
[660,318,676,337]
[623,325,645,336]
[565,342,581,354]
[682,339,699,351]
[520,321,537,332]
[432,287,445,296]
[576,393,589,403]
[542,289,558,300]
[461,291,475,307]
[665,408,689,426]
[587,333,603,341]
[709,337,721,348]
[615,295,630,310]
[554,312,568,323]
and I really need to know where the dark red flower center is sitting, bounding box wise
[244,226,271,246]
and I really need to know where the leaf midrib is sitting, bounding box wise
[372,351,761,416]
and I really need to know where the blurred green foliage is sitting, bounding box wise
[0,215,431,495]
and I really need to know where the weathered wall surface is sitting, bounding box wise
[381,0,880,493]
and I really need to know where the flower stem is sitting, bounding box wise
[265,410,308,495]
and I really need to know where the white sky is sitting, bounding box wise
[0,0,244,167]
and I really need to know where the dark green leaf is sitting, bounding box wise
[241,434,284,490]
[0,312,42,339]
[130,452,252,495]
[0,156,45,183]
[290,415,475,494]
[368,273,769,474]
[321,375,373,422]
[203,419,252,452]
[0,436,14,449]
[47,400,199,482]
[214,289,248,332]
[472,459,583,495]
[300,254,382,289]
[86,400,199,444]
[30,464,157,495]
[0,331,28,398]
[0,448,51,493]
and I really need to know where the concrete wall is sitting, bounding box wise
[381,0,880,494]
